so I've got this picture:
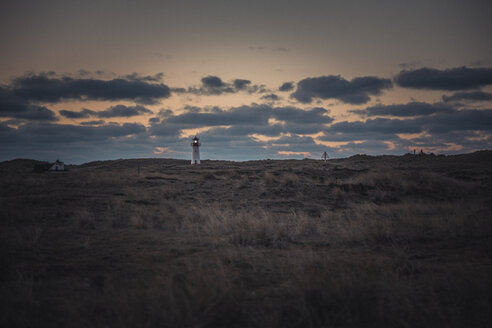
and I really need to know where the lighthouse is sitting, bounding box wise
[191,135,200,164]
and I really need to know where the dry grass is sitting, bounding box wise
[323,201,491,244]
[1,154,492,327]
[349,169,478,200]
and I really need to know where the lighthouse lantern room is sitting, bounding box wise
[191,136,201,165]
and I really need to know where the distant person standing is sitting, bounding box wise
[322,152,328,162]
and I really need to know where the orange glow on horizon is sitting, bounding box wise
[277,150,311,157]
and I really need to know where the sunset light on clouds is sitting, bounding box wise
[1,0,491,163]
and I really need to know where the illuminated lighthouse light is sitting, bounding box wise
[191,135,201,165]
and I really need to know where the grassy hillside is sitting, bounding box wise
[1,152,492,327]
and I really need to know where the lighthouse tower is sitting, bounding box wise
[191,135,200,164]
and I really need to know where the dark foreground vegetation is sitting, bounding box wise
[1,151,492,327]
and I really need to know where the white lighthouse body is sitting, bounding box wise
[191,136,200,164]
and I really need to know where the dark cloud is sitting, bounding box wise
[350,102,456,117]
[201,75,226,88]
[407,131,492,151]
[79,120,105,126]
[0,87,57,121]
[95,105,152,118]
[59,105,151,119]
[233,79,251,90]
[165,107,265,127]
[123,72,164,82]
[13,122,147,140]
[279,82,294,92]
[183,105,203,113]
[275,107,331,124]
[0,122,13,133]
[317,109,492,156]
[3,103,492,163]
[95,70,112,77]
[0,122,146,150]
[157,109,174,117]
[261,93,280,101]
[149,104,333,139]
[10,72,171,104]
[442,91,492,102]
[174,76,266,96]
[162,104,332,128]
[170,87,187,93]
[321,108,492,144]
[0,122,150,163]
[291,75,392,104]
[59,109,95,119]
[183,75,233,95]
[147,120,182,137]
[268,134,317,148]
[77,69,91,77]
[326,118,421,136]
[395,67,492,90]
[422,109,492,133]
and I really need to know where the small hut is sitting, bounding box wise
[49,160,65,171]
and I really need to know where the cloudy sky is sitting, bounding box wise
[1,0,491,163]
